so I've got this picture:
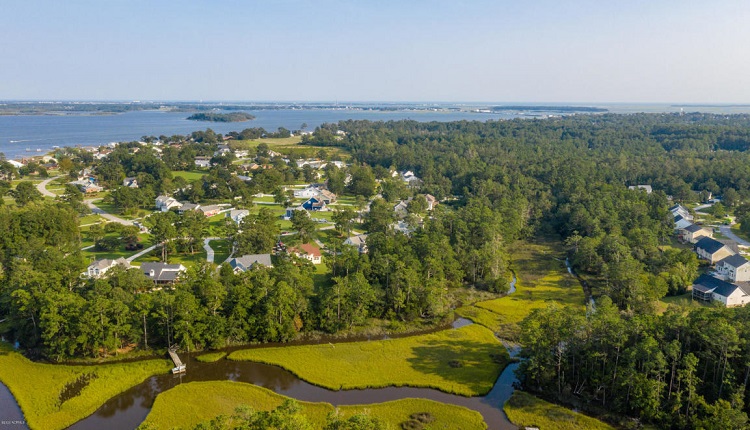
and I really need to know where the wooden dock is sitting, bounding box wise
[168,345,186,373]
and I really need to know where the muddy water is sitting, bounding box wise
[67,319,519,430]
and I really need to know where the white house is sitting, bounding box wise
[194,157,212,168]
[141,263,186,285]
[293,187,320,199]
[691,274,750,307]
[156,195,182,212]
[123,177,139,188]
[716,254,750,282]
[628,185,653,194]
[86,258,130,278]
[673,215,693,231]
[227,209,250,225]
[343,234,368,254]
[670,204,694,222]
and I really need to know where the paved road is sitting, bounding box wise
[720,224,750,247]
[203,237,220,263]
[85,200,134,226]
[36,175,62,198]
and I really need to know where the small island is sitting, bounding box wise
[186,112,256,122]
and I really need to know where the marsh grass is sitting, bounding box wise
[142,381,486,429]
[227,324,506,397]
[0,343,171,430]
[458,241,586,338]
[504,391,614,430]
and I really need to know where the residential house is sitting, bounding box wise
[393,199,410,219]
[691,274,750,307]
[178,202,200,214]
[392,220,416,236]
[86,258,130,278]
[228,254,273,272]
[290,243,322,264]
[283,206,306,220]
[69,179,103,194]
[227,209,250,225]
[400,171,422,188]
[716,254,750,282]
[294,187,320,199]
[123,177,139,188]
[317,189,337,204]
[155,195,182,212]
[194,156,212,168]
[628,185,653,194]
[302,197,327,212]
[199,205,223,217]
[141,263,186,285]
[343,234,368,254]
[424,194,438,211]
[679,224,713,244]
[673,215,693,231]
[670,204,694,222]
[695,236,736,264]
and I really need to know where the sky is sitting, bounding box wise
[1,0,749,103]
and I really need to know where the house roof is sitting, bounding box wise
[229,209,249,218]
[230,254,272,270]
[695,236,731,255]
[89,258,129,270]
[683,224,706,233]
[199,205,222,213]
[345,234,368,246]
[292,243,322,257]
[141,263,185,282]
[718,254,750,269]
[692,274,749,298]
[180,202,200,211]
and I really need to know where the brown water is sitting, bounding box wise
[63,318,519,430]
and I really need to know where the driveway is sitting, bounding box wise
[719,224,750,247]
[203,237,220,263]
[85,200,134,226]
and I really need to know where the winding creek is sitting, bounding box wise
[0,274,524,430]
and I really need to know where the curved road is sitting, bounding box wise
[36,175,62,198]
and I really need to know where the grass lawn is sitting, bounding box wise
[80,233,154,262]
[172,170,206,182]
[195,352,227,363]
[504,391,614,430]
[142,381,486,430]
[210,239,232,263]
[227,324,507,397]
[459,241,585,339]
[0,342,171,430]
[657,292,707,314]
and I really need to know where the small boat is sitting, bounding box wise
[171,364,186,374]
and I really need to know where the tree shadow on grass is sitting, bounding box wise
[406,337,508,396]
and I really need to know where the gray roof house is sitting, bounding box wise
[228,254,273,272]
[716,254,750,283]
[692,274,750,307]
[141,263,186,284]
[227,209,250,225]
[695,236,736,264]
[343,234,368,253]
[86,258,130,278]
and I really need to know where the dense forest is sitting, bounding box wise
[186,112,256,122]
[4,113,750,426]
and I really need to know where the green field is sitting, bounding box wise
[142,381,486,430]
[171,170,206,182]
[504,391,614,430]
[228,324,506,397]
[209,239,232,263]
[457,241,586,339]
[657,292,706,314]
[0,342,170,430]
